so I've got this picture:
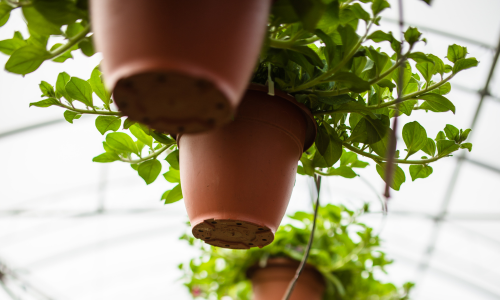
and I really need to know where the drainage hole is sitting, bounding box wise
[236,223,242,225]
[262,239,267,241]
[258,228,264,231]
[225,245,229,247]
[211,221,217,224]
[249,243,253,245]
[198,230,203,232]
[205,237,210,239]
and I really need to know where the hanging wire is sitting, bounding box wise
[281,174,321,300]
[383,0,406,201]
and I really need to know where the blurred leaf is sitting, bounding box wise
[129,123,153,148]
[39,81,55,97]
[460,143,472,152]
[418,93,455,113]
[92,152,120,163]
[163,184,183,204]
[452,57,478,74]
[376,163,405,190]
[5,45,50,75]
[409,165,433,181]
[402,121,427,158]
[138,159,162,185]
[106,132,138,154]
[89,66,111,106]
[63,110,81,123]
[29,98,60,108]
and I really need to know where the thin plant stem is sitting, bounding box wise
[119,145,171,164]
[49,24,91,58]
[281,174,322,300]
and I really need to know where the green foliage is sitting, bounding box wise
[180,204,413,300]
[138,159,162,185]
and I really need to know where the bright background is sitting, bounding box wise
[1,0,499,299]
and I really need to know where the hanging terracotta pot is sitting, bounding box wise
[178,84,316,249]
[90,0,272,134]
[247,258,325,300]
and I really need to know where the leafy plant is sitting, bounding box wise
[2,0,475,200]
[179,204,414,300]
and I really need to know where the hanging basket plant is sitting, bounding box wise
[179,204,415,300]
[2,0,476,248]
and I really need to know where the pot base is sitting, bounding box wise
[113,71,232,134]
[192,219,274,249]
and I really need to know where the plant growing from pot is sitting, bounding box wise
[179,204,414,300]
[2,0,476,248]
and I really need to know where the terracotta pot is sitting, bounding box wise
[90,0,272,134]
[178,84,316,249]
[248,258,325,300]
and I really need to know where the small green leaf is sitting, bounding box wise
[0,4,13,27]
[371,0,390,16]
[96,116,122,135]
[163,184,183,204]
[409,165,433,181]
[349,114,390,144]
[79,38,95,56]
[436,140,459,156]
[5,45,50,75]
[350,3,370,22]
[29,98,60,108]
[460,143,472,152]
[92,152,120,163]
[444,124,459,142]
[0,32,27,55]
[22,6,61,36]
[370,128,392,157]
[138,159,162,185]
[89,66,111,106]
[163,168,180,183]
[166,150,180,170]
[129,124,153,148]
[66,77,93,107]
[435,131,446,141]
[407,52,435,64]
[429,82,451,95]
[328,72,371,93]
[39,81,55,97]
[447,44,467,63]
[56,72,72,102]
[376,163,406,191]
[123,118,135,130]
[324,166,357,178]
[404,27,422,46]
[452,58,478,74]
[150,131,176,145]
[63,110,81,123]
[418,93,455,113]
[422,138,436,157]
[402,121,427,158]
[106,132,138,154]
[289,0,326,31]
[458,128,471,143]
[50,43,73,63]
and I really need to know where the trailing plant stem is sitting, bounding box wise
[281,175,322,300]
[343,143,441,165]
[120,145,170,164]
[50,24,91,58]
[58,102,121,116]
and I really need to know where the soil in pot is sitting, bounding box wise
[178,84,316,249]
[248,258,325,300]
[90,0,272,134]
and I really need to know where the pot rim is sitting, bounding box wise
[176,84,317,151]
[246,83,317,152]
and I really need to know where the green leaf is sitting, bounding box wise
[56,72,72,101]
[39,81,55,97]
[22,6,61,36]
[163,168,180,183]
[63,110,81,123]
[0,4,13,27]
[106,132,138,154]
[123,118,135,130]
[350,3,370,22]
[328,72,370,93]
[96,116,122,135]
[315,29,336,67]
[163,184,183,204]
[150,131,176,145]
[367,30,394,43]
[376,163,406,191]
[290,45,324,68]
[286,50,315,76]
[79,38,95,56]
[349,114,390,144]
[444,124,459,142]
[92,152,120,163]
[435,131,446,141]
[402,121,427,158]
[416,62,434,84]
[324,166,357,178]
[429,82,451,95]
[429,54,445,76]
[366,46,390,77]
[447,44,467,63]
[436,139,459,156]
[33,0,84,26]
[422,138,436,157]
[371,128,392,157]
[460,143,472,152]
[409,165,433,181]
[407,52,435,64]
[29,98,60,108]
[418,93,455,113]
[371,0,390,16]
[0,32,28,55]
[138,159,162,185]
[458,128,471,143]
[130,163,138,170]
[89,66,111,106]
[66,77,93,107]
[404,27,422,46]
[5,45,50,75]
[166,150,180,170]
[392,62,412,92]
[300,153,315,176]
[129,123,153,148]
[452,57,478,74]
[289,0,326,31]
[313,125,342,167]
[338,24,359,55]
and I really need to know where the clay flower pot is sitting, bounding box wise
[90,0,272,134]
[247,258,325,300]
[178,84,316,249]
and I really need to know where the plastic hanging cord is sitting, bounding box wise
[267,62,275,96]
